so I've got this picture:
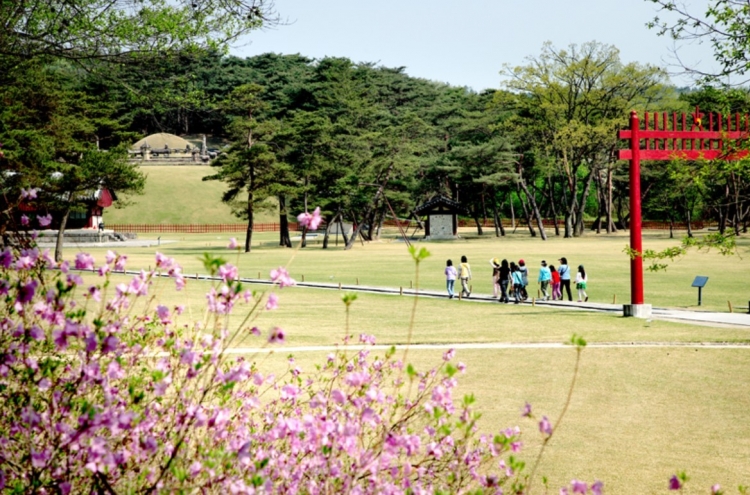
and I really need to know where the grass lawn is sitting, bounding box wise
[65,230,750,493]
[103,166,277,225]
[74,227,750,312]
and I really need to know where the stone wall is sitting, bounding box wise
[426,214,455,239]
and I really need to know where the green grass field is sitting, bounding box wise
[103,166,277,225]
[67,230,750,493]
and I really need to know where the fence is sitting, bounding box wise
[455,219,717,230]
[108,223,298,234]
[109,219,716,234]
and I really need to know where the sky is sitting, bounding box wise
[231,0,717,91]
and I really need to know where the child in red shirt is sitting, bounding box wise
[549,264,561,300]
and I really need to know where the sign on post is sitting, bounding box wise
[691,276,709,306]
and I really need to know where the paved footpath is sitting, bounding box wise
[231,277,750,329]
[105,270,750,329]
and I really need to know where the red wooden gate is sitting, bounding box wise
[618,107,748,307]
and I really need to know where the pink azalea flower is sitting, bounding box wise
[17,280,37,304]
[591,481,604,495]
[521,402,532,417]
[227,237,238,249]
[0,248,11,268]
[571,480,587,494]
[75,253,95,270]
[156,305,171,324]
[87,286,101,302]
[102,335,119,354]
[539,415,552,435]
[105,250,117,264]
[669,475,682,490]
[270,267,295,288]
[30,448,49,469]
[268,327,285,344]
[21,188,38,200]
[37,214,52,227]
[218,263,238,283]
[297,206,322,230]
[265,293,278,311]
[20,215,29,226]
[114,255,127,271]
[281,384,299,400]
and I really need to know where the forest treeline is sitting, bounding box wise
[2,42,750,251]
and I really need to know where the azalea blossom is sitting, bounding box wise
[270,267,295,288]
[265,293,278,311]
[539,415,552,435]
[268,327,285,344]
[668,475,682,490]
[37,214,52,227]
[21,188,38,200]
[227,237,238,249]
[75,253,95,270]
[571,480,587,494]
[296,206,322,230]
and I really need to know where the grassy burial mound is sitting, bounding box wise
[104,166,277,225]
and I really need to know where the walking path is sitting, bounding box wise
[220,340,750,355]
[232,277,750,328]
[100,269,750,329]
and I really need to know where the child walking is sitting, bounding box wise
[549,264,561,300]
[575,265,588,302]
[538,260,551,300]
[489,258,501,298]
[499,259,511,303]
[558,257,572,301]
[459,255,472,298]
[518,259,529,300]
[445,260,458,299]
[510,262,524,304]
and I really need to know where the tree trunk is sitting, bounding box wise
[669,216,674,239]
[473,215,484,235]
[323,212,338,249]
[606,166,616,233]
[517,165,547,240]
[345,161,395,250]
[509,195,516,229]
[518,188,536,237]
[244,191,253,253]
[492,203,503,237]
[548,176,560,236]
[338,214,349,245]
[594,172,603,234]
[54,206,71,262]
[278,194,292,247]
[686,209,693,238]
[574,169,596,237]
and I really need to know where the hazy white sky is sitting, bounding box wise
[232,0,716,90]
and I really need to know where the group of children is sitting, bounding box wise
[444,256,589,303]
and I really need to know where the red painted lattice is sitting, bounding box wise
[619,107,750,161]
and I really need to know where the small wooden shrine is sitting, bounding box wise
[413,195,466,240]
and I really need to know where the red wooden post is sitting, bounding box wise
[628,110,644,305]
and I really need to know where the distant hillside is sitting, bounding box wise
[104,166,277,225]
